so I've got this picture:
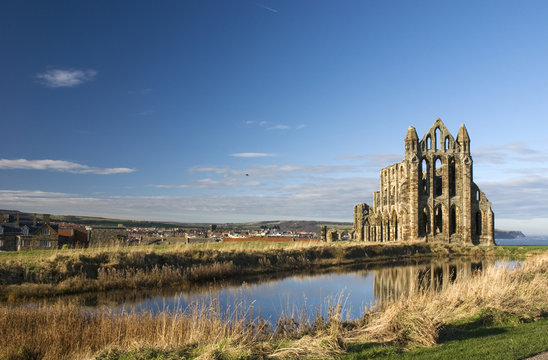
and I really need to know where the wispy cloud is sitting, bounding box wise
[336,153,403,167]
[245,121,305,131]
[474,142,548,164]
[6,172,548,232]
[230,152,277,158]
[0,177,376,223]
[257,4,279,13]
[36,68,97,88]
[0,159,135,175]
[479,175,548,221]
[268,124,291,130]
[187,164,359,180]
[151,178,261,189]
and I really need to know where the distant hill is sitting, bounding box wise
[0,210,350,233]
[0,209,527,237]
[494,229,526,239]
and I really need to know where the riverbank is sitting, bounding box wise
[0,241,546,300]
[1,252,546,360]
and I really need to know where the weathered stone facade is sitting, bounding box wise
[352,118,494,245]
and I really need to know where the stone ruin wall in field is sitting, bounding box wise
[325,118,494,245]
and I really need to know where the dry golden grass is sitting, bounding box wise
[352,253,548,348]
[0,253,546,359]
[1,241,487,299]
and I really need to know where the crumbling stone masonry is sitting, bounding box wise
[352,118,494,245]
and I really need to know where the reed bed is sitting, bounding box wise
[0,242,512,300]
[0,242,497,300]
[0,253,546,359]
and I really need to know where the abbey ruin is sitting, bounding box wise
[327,118,494,245]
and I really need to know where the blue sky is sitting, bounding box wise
[2,1,548,234]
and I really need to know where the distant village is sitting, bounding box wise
[0,211,319,251]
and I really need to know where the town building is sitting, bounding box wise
[86,225,128,247]
[0,212,59,251]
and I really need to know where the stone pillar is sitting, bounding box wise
[408,158,419,240]
[461,156,472,243]
[320,226,327,242]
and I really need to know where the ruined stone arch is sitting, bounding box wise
[340,230,350,241]
[382,210,390,242]
[391,210,398,241]
[398,208,408,240]
[434,204,444,234]
[444,136,450,151]
[376,212,383,242]
[420,206,431,236]
[426,135,432,150]
[420,158,429,196]
[435,127,441,150]
[450,205,459,235]
[434,156,443,197]
[449,157,456,197]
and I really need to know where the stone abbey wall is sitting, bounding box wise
[347,118,494,245]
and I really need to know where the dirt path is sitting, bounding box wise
[526,352,548,360]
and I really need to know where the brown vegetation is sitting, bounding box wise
[0,242,502,300]
[0,253,546,359]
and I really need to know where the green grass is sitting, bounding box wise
[342,316,548,360]
[90,317,548,359]
[493,245,548,257]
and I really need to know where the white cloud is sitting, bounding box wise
[0,177,374,223]
[5,171,548,233]
[268,124,291,130]
[0,159,135,175]
[36,68,97,88]
[230,153,277,158]
[335,153,403,167]
[474,142,548,164]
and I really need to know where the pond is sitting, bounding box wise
[26,258,517,322]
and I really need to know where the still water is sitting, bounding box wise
[38,258,517,321]
[496,235,548,246]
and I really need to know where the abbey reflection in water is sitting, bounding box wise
[374,260,484,303]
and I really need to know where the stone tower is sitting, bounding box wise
[353,118,494,245]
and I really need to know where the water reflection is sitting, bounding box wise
[7,258,512,320]
[374,260,484,303]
